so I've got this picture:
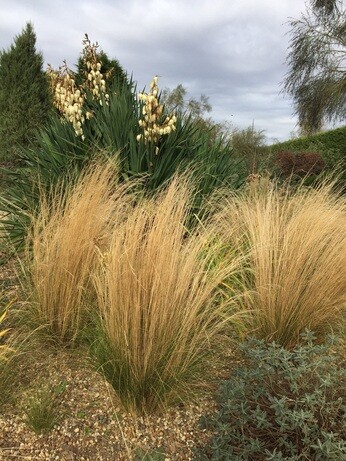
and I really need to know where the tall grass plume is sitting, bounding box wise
[93,175,241,414]
[217,178,346,348]
[25,160,126,344]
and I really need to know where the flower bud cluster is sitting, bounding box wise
[47,34,110,140]
[47,62,86,139]
[137,76,177,147]
[82,34,110,106]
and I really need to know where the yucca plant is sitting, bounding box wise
[0,36,137,248]
[92,175,243,415]
[0,51,244,248]
[216,177,346,348]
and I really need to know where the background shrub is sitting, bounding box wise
[231,126,268,174]
[275,150,326,178]
[269,126,346,161]
[197,331,346,460]
[267,126,346,190]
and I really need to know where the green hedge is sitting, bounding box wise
[268,126,346,159]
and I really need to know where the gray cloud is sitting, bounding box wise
[0,0,310,141]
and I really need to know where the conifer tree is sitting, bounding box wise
[0,22,51,161]
[74,34,130,94]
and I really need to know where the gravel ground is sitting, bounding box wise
[0,347,220,461]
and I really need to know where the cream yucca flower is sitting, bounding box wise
[47,34,111,139]
[82,34,110,104]
[137,76,176,148]
[47,62,86,138]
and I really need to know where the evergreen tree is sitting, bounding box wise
[0,22,51,161]
[74,34,130,94]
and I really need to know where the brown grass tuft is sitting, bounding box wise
[25,159,129,344]
[216,179,346,348]
[93,175,242,414]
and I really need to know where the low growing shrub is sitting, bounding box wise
[197,331,346,460]
[275,150,326,178]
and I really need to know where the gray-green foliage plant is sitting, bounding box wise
[0,22,51,161]
[196,331,346,460]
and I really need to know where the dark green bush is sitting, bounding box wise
[269,126,346,161]
[0,23,52,162]
[196,331,346,460]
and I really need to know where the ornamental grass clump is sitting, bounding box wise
[23,383,64,434]
[0,306,13,361]
[92,175,242,415]
[0,301,24,408]
[25,160,127,345]
[216,178,346,348]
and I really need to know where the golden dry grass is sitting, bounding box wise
[23,162,244,414]
[0,307,13,361]
[216,178,346,347]
[25,159,130,344]
[93,175,242,414]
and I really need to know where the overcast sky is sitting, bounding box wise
[0,0,324,142]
